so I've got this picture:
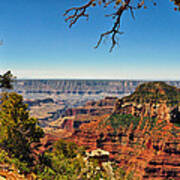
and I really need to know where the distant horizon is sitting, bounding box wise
[16,78,180,82]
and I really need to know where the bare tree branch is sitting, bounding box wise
[64,0,179,52]
[64,0,96,28]
[95,0,131,52]
[64,0,134,52]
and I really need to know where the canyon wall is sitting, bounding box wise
[67,82,180,179]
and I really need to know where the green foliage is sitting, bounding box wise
[36,139,111,180]
[123,82,180,106]
[36,140,85,179]
[0,148,31,173]
[0,149,10,164]
[126,171,135,180]
[118,168,126,179]
[106,114,157,132]
[107,114,140,130]
[0,92,44,173]
[53,139,84,159]
[174,123,180,127]
[170,126,180,137]
[0,71,15,90]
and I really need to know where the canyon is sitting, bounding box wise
[14,80,180,129]
[9,80,180,179]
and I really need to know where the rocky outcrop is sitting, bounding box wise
[114,82,180,123]
[63,97,118,118]
[85,149,115,179]
[114,101,173,123]
[143,135,180,179]
[56,97,118,131]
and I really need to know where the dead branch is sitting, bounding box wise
[64,0,96,28]
[64,0,136,52]
[64,0,179,52]
[95,0,131,52]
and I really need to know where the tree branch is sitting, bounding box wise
[65,0,162,52]
[95,0,131,52]
[64,0,96,28]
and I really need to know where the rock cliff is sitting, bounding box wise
[57,97,118,131]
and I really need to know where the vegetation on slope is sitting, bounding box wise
[123,81,180,105]
[0,92,44,173]
[36,139,112,180]
[105,114,157,132]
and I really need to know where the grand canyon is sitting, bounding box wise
[0,80,179,179]
[1,0,180,179]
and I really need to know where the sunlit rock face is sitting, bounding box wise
[114,81,180,120]
[58,97,117,131]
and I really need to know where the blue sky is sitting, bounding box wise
[0,0,179,80]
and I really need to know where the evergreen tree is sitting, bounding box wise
[0,71,15,90]
[0,92,44,168]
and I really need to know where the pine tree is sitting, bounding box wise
[0,92,44,167]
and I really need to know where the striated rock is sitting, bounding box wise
[63,96,117,118]
[54,97,118,131]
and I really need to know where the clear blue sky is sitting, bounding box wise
[0,0,179,80]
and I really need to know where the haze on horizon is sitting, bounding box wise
[0,0,180,80]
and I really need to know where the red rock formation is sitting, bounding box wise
[114,100,173,123]
[57,97,117,131]
[63,97,117,118]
